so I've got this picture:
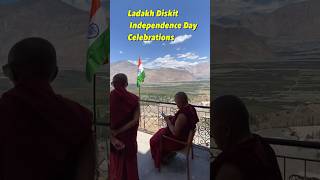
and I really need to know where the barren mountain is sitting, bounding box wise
[110,61,196,84]
[61,0,109,12]
[184,62,210,79]
[212,25,274,63]
[214,0,306,18]
[61,0,91,11]
[240,0,320,41]
[214,0,320,62]
[0,0,89,70]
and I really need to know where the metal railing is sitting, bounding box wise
[84,74,320,180]
[92,73,109,180]
[92,98,211,178]
[115,99,320,180]
[210,138,320,180]
[266,138,320,180]
[94,137,108,180]
[138,99,211,148]
[133,99,320,179]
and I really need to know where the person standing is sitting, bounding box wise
[109,73,140,180]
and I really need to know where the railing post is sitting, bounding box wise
[157,104,160,128]
[93,73,97,133]
[92,73,98,180]
[138,100,210,147]
[304,160,307,180]
[143,103,146,130]
[283,157,286,180]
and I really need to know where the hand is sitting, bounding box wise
[164,117,172,126]
[111,129,119,136]
[164,116,169,121]
[164,115,173,123]
[111,137,125,150]
[167,115,174,119]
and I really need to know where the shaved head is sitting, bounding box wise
[212,95,251,150]
[112,73,128,89]
[7,37,57,82]
[175,92,188,103]
[174,92,189,109]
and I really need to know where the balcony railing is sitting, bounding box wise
[139,100,211,148]
[124,99,320,179]
[91,74,320,180]
[210,137,320,180]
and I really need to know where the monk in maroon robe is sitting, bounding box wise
[150,92,199,169]
[109,73,140,180]
[211,95,282,180]
[0,38,95,180]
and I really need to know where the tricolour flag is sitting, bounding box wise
[137,57,145,88]
[86,0,109,82]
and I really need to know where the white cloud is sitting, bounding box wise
[162,43,166,46]
[143,41,152,45]
[119,51,123,54]
[145,54,201,69]
[170,34,192,45]
[176,48,181,51]
[177,52,199,60]
[199,56,208,60]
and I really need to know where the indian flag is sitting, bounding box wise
[137,57,145,87]
[86,0,109,81]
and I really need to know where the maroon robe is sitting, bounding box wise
[212,134,282,180]
[109,87,139,180]
[0,81,92,180]
[150,104,199,168]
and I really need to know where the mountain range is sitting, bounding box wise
[111,61,209,84]
[212,25,274,63]
[61,0,108,11]
[239,0,320,41]
[214,0,306,19]
[0,0,108,11]
[0,0,89,70]
[213,0,320,63]
[61,0,91,11]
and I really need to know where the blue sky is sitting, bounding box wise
[110,0,210,69]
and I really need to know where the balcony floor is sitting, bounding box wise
[137,131,210,180]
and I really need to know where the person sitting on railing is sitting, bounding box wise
[109,73,140,180]
[211,95,282,180]
[0,37,95,180]
[150,92,199,169]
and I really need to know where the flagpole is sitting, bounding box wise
[138,77,142,131]
[92,73,98,180]
[93,73,97,133]
[139,86,141,98]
